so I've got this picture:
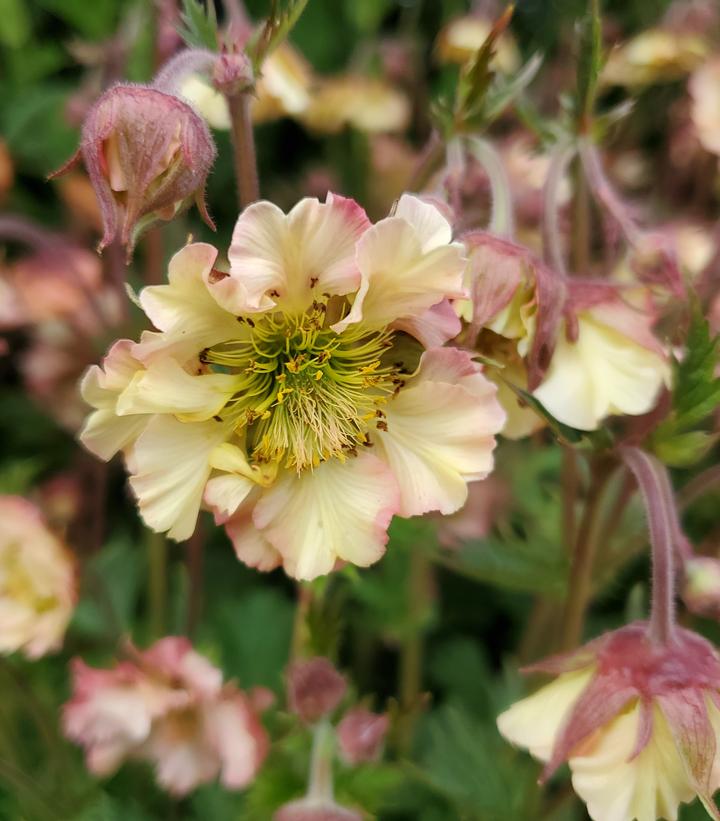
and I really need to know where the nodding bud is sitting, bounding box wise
[336,707,389,765]
[683,557,720,619]
[50,84,217,259]
[287,657,347,724]
[212,52,254,96]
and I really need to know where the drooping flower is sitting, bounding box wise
[461,231,565,438]
[533,282,671,431]
[0,496,76,659]
[79,194,505,579]
[63,637,268,796]
[51,84,216,257]
[498,622,720,821]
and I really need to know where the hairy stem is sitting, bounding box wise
[467,136,515,237]
[307,719,335,801]
[227,92,259,209]
[620,447,678,645]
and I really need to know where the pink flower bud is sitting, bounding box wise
[683,557,720,619]
[212,52,254,96]
[51,85,216,258]
[336,707,388,765]
[498,622,720,820]
[287,658,347,724]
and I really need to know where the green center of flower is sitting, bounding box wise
[203,302,402,471]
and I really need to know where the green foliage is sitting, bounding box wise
[438,447,569,598]
[179,0,219,51]
[206,587,294,690]
[248,0,310,72]
[651,307,720,467]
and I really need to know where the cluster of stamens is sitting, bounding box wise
[201,299,402,471]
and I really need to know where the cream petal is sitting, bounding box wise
[252,452,400,580]
[569,704,696,821]
[497,668,595,762]
[79,409,150,462]
[136,243,239,363]
[334,211,466,331]
[223,498,283,572]
[393,194,453,251]
[224,194,370,315]
[128,416,230,540]
[373,351,504,516]
[204,474,255,519]
[117,359,237,421]
[534,315,670,431]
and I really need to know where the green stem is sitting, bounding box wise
[307,719,335,801]
[147,530,168,639]
[570,156,591,274]
[226,91,259,209]
[560,459,613,651]
[396,550,431,755]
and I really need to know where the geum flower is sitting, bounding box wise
[0,495,76,659]
[63,637,268,796]
[498,623,720,821]
[79,194,505,579]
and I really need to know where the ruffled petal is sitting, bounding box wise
[136,243,240,363]
[497,668,595,762]
[223,194,370,315]
[128,416,229,540]
[373,349,505,516]
[569,704,696,821]
[223,499,283,572]
[393,194,453,251]
[391,299,461,348]
[533,315,670,431]
[117,359,237,421]
[252,452,400,580]
[334,206,466,332]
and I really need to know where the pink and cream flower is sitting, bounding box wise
[63,637,268,796]
[0,495,76,659]
[498,623,720,821]
[79,194,505,580]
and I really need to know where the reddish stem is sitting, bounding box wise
[620,447,678,645]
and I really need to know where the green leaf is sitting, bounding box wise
[248,0,310,72]
[71,537,144,639]
[208,587,293,690]
[0,0,31,48]
[34,0,118,39]
[0,459,43,495]
[482,53,543,123]
[417,703,541,819]
[650,304,720,466]
[179,0,218,51]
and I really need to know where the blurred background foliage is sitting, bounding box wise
[2,0,719,819]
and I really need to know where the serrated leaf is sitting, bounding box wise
[248,0,309,71]
[179,0,218,51]
[418,703,541,819]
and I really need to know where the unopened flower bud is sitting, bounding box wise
[683,557,720,619]
[287,658,347,724]
[51,84,216,258]
[336,707,388,765]
[212,52,254,97]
